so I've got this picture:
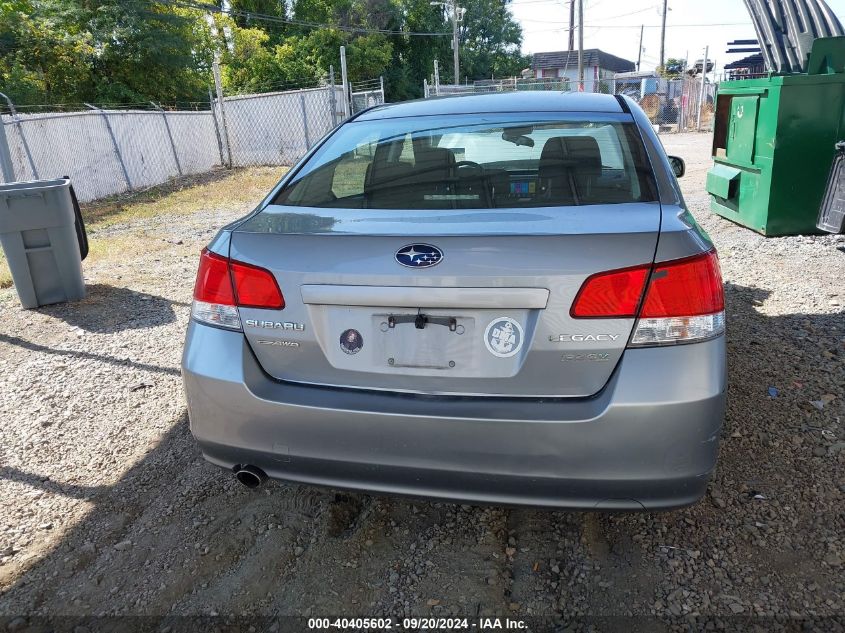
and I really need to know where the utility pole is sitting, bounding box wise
[659,0,668,71]
[577,0,584,91]
[697,45,709,131]
[431,1,464,86]
[637,25,644,71]
[568,0,575,51]
[452,3,460,86]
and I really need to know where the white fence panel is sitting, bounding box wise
[222,86,339,167]
[0,109,220,202]
[108,111,180,191]
[166,112,221,176]
[2,111,129,201]
[0,81,349,202]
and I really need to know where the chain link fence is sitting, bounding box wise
[349,78,386,114]
[0,105,220,203]
[0,78,353,203]
[215,84,345,168]
[424,76,717,133]
[614,76,717,132]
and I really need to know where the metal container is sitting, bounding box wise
[0,178,86,308]
[706,37,845,236]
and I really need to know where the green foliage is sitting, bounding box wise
[0,0,95,104]
[457,0,527,82]
[0,0,528,107]
[89,1,216,103]
[396,0,451,97]
[219,20,393,93]
[659,58,687,78]
[0,0,215,106]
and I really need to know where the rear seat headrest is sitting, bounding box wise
[539,136,602,179]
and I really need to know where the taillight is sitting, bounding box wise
[571,250,725,346]
[230,260,285,309]
[570,265,650,318]
[191,248,284,330]
[639,252,724,318]
[194,250,235,305]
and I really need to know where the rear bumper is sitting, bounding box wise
[182,322,726,510]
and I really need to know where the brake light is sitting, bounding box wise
[570,265,650,318]
[631,251,724,345]
[571,250,725,346]
[230,260,285,309]
[639,251,723,317]
[191,248,284,330]
[194,250,235,305]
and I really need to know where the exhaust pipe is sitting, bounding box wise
[234,465,267,489]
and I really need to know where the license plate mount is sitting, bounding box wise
[375,313,474,370]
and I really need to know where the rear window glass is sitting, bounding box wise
[272,114,657,209]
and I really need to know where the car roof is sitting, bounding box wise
[354,92,626,121]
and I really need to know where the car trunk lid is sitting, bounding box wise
[229,204,660,398]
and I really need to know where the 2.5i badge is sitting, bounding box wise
[484,317,524,358]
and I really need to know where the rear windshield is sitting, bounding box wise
[272,113,658,210]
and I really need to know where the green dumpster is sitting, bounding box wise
[706,37,845,236]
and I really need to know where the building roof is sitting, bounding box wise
[355,92,624,121]
[533,49,636,74]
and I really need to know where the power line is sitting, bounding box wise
[160,0,452,36]
[520,7,654,24]
[591,21,749,28]
[584,6,655,20]
[511,0,568,5]
[524,21,748,31]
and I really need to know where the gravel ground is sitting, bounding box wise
[0,133,843,626]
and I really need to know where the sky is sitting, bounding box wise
[511,0,845,74]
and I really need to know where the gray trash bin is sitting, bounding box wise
[0,178,86,309]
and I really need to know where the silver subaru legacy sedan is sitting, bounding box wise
[182,92,726,510]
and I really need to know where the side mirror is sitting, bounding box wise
[668,156,685,178]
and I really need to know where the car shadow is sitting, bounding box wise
[0,282,842,623]
[0,466,108,500]
[35,283,186,334]
[0,333,180,377]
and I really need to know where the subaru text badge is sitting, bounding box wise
[395,244,443,268]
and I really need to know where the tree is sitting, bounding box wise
[659,57,687,78]
[227,0,295,47]
[394,0,451,98]
[0,1,216,107]
[457,0,526,82]
[218,22,279,93]
[0,0,529,107]
[0,0,95,106]
[86,1,216,104]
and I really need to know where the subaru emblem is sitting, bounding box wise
[395,244,443,268]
